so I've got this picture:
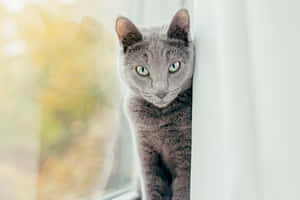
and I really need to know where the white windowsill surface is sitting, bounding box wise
[101,186,139,200]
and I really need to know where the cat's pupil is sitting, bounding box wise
[136,65,149,76]
[169,61,180,73]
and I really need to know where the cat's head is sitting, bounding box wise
[116,9,194,108]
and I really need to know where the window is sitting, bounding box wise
[0,0,194,200]
[0,0,135,199]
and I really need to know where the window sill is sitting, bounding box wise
[101,186,139,200]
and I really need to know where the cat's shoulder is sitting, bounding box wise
[125,95,158,119]
[124,95,160,130]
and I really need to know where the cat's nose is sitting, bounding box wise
[156,91,168,99]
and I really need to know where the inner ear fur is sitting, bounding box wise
[167,9,190,45]
[116,17,143,52]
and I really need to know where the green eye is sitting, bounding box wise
[136,65,149,76]
[169,61,181,73]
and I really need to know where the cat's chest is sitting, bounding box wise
[127,95,192,173]
[127,96,192,132]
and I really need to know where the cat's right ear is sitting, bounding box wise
[116,17,143,52]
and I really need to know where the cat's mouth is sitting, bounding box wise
[142,88,180,108]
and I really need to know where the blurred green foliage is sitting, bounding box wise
[0,2,120,199]
[18,8,117,158]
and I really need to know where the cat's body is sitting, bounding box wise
[127,87,192,200]
[116,9,194,200]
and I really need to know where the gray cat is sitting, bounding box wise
[115,9,194,200]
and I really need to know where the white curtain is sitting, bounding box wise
[191,0,300,200]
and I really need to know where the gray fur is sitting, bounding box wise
[116,9,194,200]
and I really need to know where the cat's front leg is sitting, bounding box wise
[171,172,190,200]
[138,140,171,200]
[171,141,191,200]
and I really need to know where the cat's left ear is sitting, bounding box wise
[116,17,143,52]
[167,9,190,44]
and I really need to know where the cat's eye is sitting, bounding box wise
[169,61,181,73]
[136,65,149,76]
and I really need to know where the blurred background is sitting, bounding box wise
[0,0,136,199]
[0,0,190,199]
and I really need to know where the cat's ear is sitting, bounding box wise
[116,17,143,52]
[167,9,190,44]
